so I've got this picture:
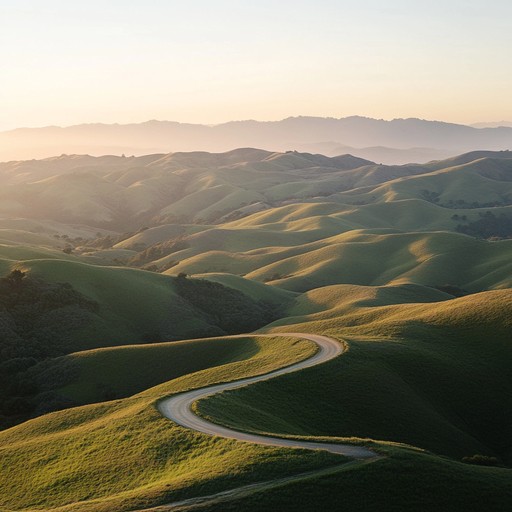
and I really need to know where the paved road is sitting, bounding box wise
[158,333,375,459]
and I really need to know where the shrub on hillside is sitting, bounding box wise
[462,454,501,467]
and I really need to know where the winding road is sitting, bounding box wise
[158,333,375,459]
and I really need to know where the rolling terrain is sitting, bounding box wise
[1,148,511,511]
[199,288,512,463]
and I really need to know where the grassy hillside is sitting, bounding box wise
[2,148,512,511]
[7,260,204,348]
[197,289,512,464]
[28,336,266,411]
[0,335,345,512]
[2,298,511,511]
[163,230,512,293]
[4,149,512,237]
[196,447,512,512]
[0,149,378,231]
[194,272,297,306]
[3,150,512,277]
[0,262,284,430]
[0,261,281,352]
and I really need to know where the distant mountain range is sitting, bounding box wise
[471,121,512,128]
[2,116,512,164]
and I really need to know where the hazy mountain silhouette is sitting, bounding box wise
[471,121,512,129]
[2,116,512,164]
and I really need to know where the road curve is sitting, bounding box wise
[158,333,375,459]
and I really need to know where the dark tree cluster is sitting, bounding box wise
[174,274,276,335]
[445,198,510,209]
[421,190,440,203]
[420,189,511,209]
[456,211,512,239]
[0,270,98,428]
[127,236,189,269]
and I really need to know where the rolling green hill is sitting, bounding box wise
[28,336,269,411]
[3,149,512,275]
[1,149,510,237]
[162,230,512,293]
[2,289,511,512]
[198,289,512,463]
[0,261,281,351]
[0,335,341,512]
[0,265,281,430]
[2,148,512,511]
[195,448,512,512]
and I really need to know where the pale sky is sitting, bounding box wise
[0,0,511,130]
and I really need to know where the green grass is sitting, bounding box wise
[325,156,512,207]
[197,289,512,463]
[0,229,62,248]
[243,231,512,293]
[30,336,261,407]
[194,272,297,306]
[12,259,204,350]
[0,335,346,512]
[112,224,209,250]
[3,149,512,237]
[3,150,512,511]
[157,226,512,294]
[0,255,185,349]
[195,446,512,512]
[285,283,451,318]
[0,260,281,353]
